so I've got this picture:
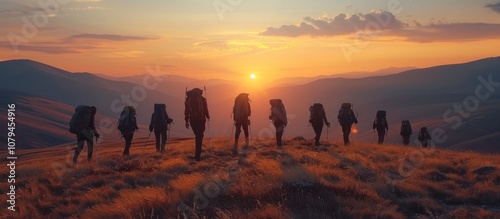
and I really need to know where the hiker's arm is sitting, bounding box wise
[372,120,376,129]
[184,102,190,122]
[89,116,100,138]
[282,107,288,126]
[323,114,330,126]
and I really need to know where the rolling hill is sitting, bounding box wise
[1,57,499,152]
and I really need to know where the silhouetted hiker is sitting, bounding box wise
[232,93,251,155]
[149,103,173,153]
[372,110,388,144]
[69,105,100,166]
[309,103,330,146]
[400,120,412,146]
[118,106,138,156]
[269,99,287,147]
[337,103,358,146]
[418,127,432,148]
[185,88,210,161]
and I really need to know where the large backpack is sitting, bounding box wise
[185,88,206,120]
[309,103,325,123]
[418,127,430,141]
[400,120,412,136]
[233,93,251,122]
[69,105,92,134]
[373,110,387,129]
[269,99,287,124]
[118,106,137,133]
[153,103,171,129]
[338,103,353,125]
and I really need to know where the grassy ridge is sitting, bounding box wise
[2,138,499,219]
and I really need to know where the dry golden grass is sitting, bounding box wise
[2,137,499,219]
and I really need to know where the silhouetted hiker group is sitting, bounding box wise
[68,89,434,166]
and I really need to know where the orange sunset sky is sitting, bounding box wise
[1,0,500,82]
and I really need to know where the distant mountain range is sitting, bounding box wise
[1,57,499,153]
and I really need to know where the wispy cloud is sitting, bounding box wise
[261,11,500,43]
[65,34,155,41]
[0,42,88,54]
[0,2,46,18]
[0,33,156,54]
[261,11,404,37]
[68,7,106,11]
[392,22,500,43]
[485,2,500,13]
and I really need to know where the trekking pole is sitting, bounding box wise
[94,136,99,164]
[231,121,235,143]
[167,124,171,145]
[326,125,329,140]
[373,129,375,143]
[386,131,389,145]
[142,132,152,154]
[204,86,211,141]
[249,121,252,140]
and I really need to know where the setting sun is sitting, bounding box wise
[250,73,256,79]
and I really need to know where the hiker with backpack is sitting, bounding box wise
[69,105,100,166]
[418,127,432,148]
[337,103,358,146]
[185,88,210,161]
[269,99,287,147]
[400,120,412,146]
[372,110,389,144]
[309,103,330,146]
[118,106,139,156]
[149,103,173,153]
[232,93,251,155]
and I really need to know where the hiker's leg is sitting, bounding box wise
[160,129,167,152]
[242,123,249,146]
[402,136,409,145]
[274,120,284,147]
[342,125,351,145]
[154,130,161,152]
[123,133,133,155]
[242,123,249,139]
[276,131,283,147]
[235,121,242,140]
[191,120,205,160]
[313,122,322,146]
[73,133,85,164]
[378,129,385,144]
[86,135,94,162]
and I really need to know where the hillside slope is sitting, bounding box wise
[1,57,499,152]
[2,138,499,218]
